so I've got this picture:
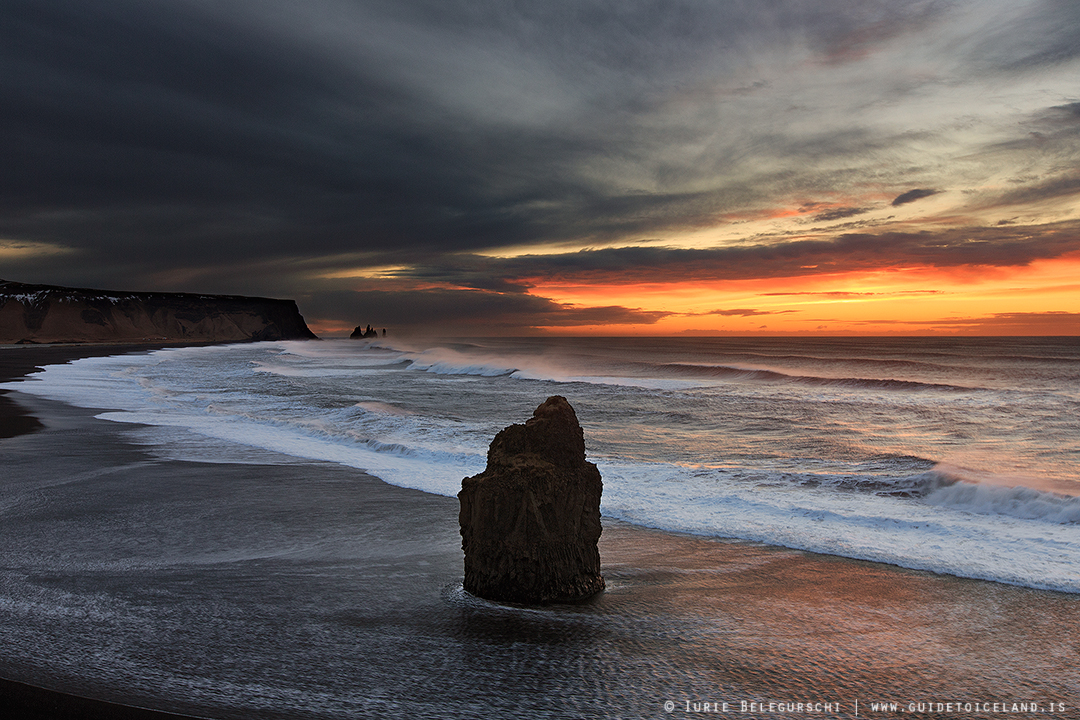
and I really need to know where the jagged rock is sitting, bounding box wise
[0,279,317,344]
[350,324,379,339]
[459,396,604,604]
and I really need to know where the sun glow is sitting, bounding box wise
[318,265,416,280]
[525,254,1080,335]
[0,240,74,260]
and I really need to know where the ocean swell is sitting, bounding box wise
[4,338,1079,594]
[656,362,979,392]
[925,481,1080,524]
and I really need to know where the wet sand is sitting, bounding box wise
[1,346,1077,719]
[1,344,212,719]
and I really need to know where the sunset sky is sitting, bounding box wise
[2,0,1078,335]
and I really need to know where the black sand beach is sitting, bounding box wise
[1,346,1077,719]
[1,345,142,440]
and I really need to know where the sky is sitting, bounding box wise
[2,0,1079,336]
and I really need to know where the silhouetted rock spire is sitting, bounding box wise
[350,324,379,339]
[459,396,604,604]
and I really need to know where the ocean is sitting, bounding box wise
[8,336,1079,593]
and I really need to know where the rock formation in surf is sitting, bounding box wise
[0,279,318,344]
[350,324,379,339]
[459,395,604,604]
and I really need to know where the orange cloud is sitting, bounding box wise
[526,254,1080,335]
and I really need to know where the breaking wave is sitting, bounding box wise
[654,363,979,392]
[4,337,1079,592]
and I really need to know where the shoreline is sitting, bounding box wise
[2,345,1078,718]
[0,342,214,440]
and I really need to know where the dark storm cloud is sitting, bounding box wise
[1046,102,1080,121]
[377,220,1080,289]
[891,189,940,207]
[0,0,959,269]
[0,0,595,262]
[303,288,670,330]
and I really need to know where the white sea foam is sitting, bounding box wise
[405,346,551,379]
[597,460,1080,593]
[94,407,481,497]
[5,338,1079,593]
[925,481,1080,524]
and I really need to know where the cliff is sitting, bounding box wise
[0,279,318,344]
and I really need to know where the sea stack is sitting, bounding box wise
[458,396,604,604]
[349,324,379,339]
